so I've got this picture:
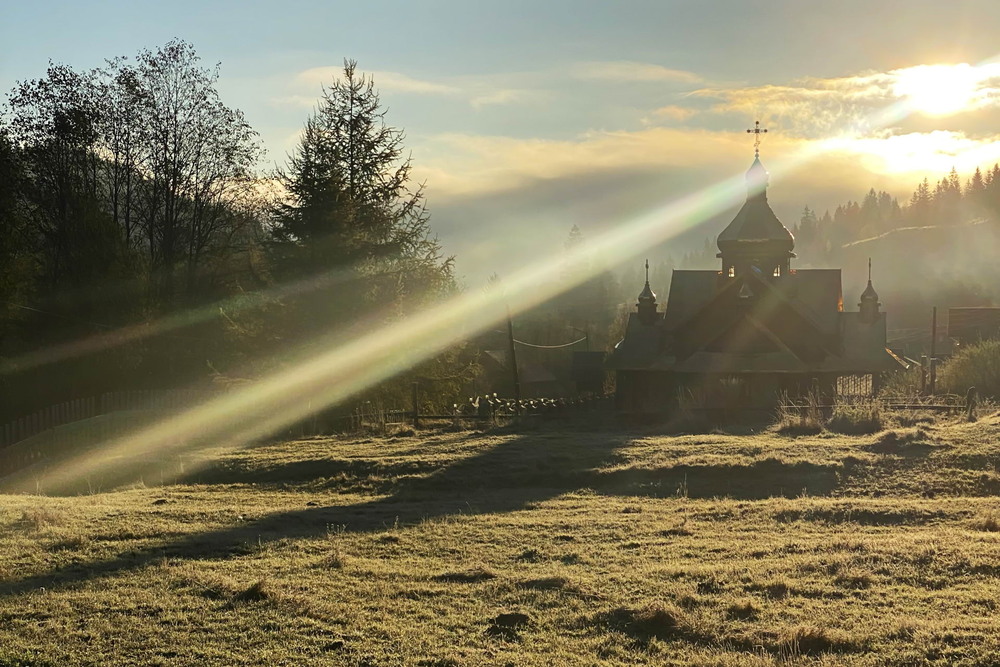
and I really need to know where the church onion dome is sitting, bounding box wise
[636,260,658,324]
[858,259,881,323]
[860,279,879,304]
[716,155,795,255]
[637,280,656,304]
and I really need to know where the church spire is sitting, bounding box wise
[744,121,770,198]
[636,259,658,325]
[859,258,881,323]
[717,122,794,279]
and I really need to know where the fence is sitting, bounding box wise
[779,392,968,417]
[0,389,210,449]
[366,393,611,430]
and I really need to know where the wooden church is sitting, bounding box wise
[609,146,906,414]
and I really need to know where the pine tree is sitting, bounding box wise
[271,59,454,324]
[796,206,817,247]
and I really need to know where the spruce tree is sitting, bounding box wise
[271,60,453,324]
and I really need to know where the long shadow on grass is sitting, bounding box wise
[0,430,842,597]
[0,431,622,596]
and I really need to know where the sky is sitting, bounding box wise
[5,0,1000,287]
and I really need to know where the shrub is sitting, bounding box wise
[938,339,1000,399]
[665,389,712,434]
[827,398,883,435]
[774,391,823,436]
[880,366,924,400]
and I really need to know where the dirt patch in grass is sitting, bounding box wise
[865,428,944,455]
[775,418,824,437]
[833,569,874,589]
[776,624,858,655]
[599,458,841,499]
[660,522,693,537]
[433,568,497,584]
[744,579,790,599]
[725,599,760,620]
[970,514,1000,531]
[45,533,89,552]
[514,548,544,562]
[231,579,271,603]
[590,604,698,645]
[774,506,949,526]
[485,612,532,639]
[516,576,574,592]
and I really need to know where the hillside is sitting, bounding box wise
[3,416,1000,665]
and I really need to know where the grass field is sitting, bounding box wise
[3,411,1000,665]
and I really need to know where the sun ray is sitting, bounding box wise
[12,54,1000,493]
[1,260,380,376]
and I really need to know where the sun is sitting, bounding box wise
[892,64,981,116]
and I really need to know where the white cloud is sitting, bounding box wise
[650,105,697,121]
[469,88,539,109]
[693,62,1000,138]
[413,123,1000,206]
[821,130,1000,175]
[413,127,757,200]
[575,61,702,84]
[294,66,458,95]
[287,65,536,112]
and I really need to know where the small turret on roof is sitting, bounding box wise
[636,259,658,325]
[859,258,881,323]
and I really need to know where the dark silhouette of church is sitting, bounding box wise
[609,149,906,414]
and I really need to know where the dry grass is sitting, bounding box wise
[826,398,884,434]
[774,391,824,436]
[2,418,1000,663]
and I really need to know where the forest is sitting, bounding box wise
[3,40,1000,427]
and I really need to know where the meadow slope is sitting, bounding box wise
[3,414,1000,665]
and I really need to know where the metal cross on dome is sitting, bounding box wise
[747,120,768,157]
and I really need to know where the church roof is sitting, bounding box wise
[607,312,665,370]
[717,156,794,254]
[662,269,842,336]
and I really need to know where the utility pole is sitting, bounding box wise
[506,305,521,415]
[929,306,938,395]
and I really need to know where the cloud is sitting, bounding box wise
[294,66,458,95]
[470,88,532,109]
[650,105,697,121]
[414,127,774,201]
[692,63,1000,139]
[822,130,1000,175]
[284,64,536,113]
[575,61,702,84]
[413,122,1000,209]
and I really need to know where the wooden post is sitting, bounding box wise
[506,306,521,415]
[929,307,938,395]
[411,382,420,428]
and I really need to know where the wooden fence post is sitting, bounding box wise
[411,382,420,428]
